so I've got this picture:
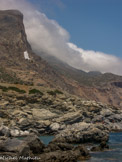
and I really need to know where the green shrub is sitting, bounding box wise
[0,85,26,93]
[0,85,8,92]
[47,90,56,96]
[47,89,63,96]
[8,87,26,93]
[54,89,63,94]
[29,89,43,95]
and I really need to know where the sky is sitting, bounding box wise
[0,0,122,75]
[29,0,122,58]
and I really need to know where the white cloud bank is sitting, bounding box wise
[0,0,122,75]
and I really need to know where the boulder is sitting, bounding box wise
[0,138,29,154]
[10,129,29,137]
[44,142,74,152]
[18,118,30,126]
[0,110,8,118]
[110,114,122,122]
[54,111,83,124]
[18,118,32,130]
[0,138,30,162]
[39,143,90,162]
[73,145,90,160]
[32,109,57,120]
[91,141,109,151]
[23,134,45,154]
[49,123,60,131]
[100,109,113,117]
[0,126,10,137]
[10,129,20,137]
[0,135,46,161]
[52,123,109,144]
[38,151,78,162]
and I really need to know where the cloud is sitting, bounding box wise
[68,43,122,75]
[0,0,122,75]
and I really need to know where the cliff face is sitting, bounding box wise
[0,10,122,109]
[0,10,74,90]
[0,10,31,66]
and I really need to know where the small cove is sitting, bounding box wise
[39,135,54,145]
[17,132,122,161]
[39,132,122,162]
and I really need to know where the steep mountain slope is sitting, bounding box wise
[0,10,75,92]
[0,10,122,108]
[40,53,122,87]
[39,48,122,108]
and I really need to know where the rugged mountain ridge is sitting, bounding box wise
[0,10,122,108]
[40,53,122,108]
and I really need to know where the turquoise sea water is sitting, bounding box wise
[40,135,54,145]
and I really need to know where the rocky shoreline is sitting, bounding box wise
[0,88,122,161]
[0,132,110,162]
[0,134,91,162]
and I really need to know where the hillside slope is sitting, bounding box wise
[39,47,122,108]
[0,10,122,108]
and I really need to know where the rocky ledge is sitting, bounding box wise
[52,122,109,144]
[0,135,90,162]
[0,86,122,161]
[0,88,122,136]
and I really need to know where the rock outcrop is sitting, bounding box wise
[0,135,90,162]
[0,87,122,139]
[52,123,109,144]
[91,141,109,152]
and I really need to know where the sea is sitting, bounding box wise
[40,132,122,162]
[87,132,122,162]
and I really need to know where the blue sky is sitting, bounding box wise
[1,0,121,74]
[29,0,122,58]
